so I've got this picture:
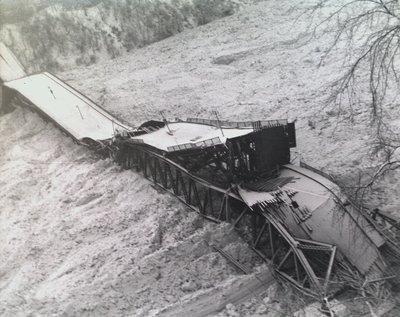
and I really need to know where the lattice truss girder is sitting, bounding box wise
[115,143,338,299]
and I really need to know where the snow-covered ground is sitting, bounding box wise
[61,0,400,212]
[0,0,257,73]
[0,42,26,82]
[1,0,400,316]
[0,107,286,316]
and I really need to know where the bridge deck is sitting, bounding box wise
[131,121,253,151]
[4,72,132,141]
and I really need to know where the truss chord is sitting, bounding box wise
[103,142,349,300]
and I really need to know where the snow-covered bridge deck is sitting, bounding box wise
[130,121,254,152]
[3,72,133,142]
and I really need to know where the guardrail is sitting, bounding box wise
[167,137,222,152]
[195,136,222,148]
[128,138,145,144]
[299,161,334,182]
[167,143,196,152]
[186,117,288,129]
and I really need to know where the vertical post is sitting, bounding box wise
[254,220,267,248]
[323,246,337,296]
[233,206,248,228]
[294,254,300,282]
[192,181,202,211]
[160,111,172,134]
[160,162,167,188]
[208,188,214,216]
[200,187,208,214]
[268,222,275,257]
[225,196,230,222]
[252,213,258,245]
[166,164,174,190]
[187,179,192,204]
[152,159,157,183]
[218,195,226,220]
[175,170,181,195]
[143,153,148,178]
[180,173,189,202]
[212,110,225,137]
[135,150,140,172]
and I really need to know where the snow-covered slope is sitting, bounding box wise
[0,107,278,316]
[1,0,400,316]
[61,0,400,212]
[0,0,257,73]
[0,42,26,83]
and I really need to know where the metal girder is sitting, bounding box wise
[115,142,338,300]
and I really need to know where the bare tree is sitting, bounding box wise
[310,1,399,115]
[308,0,400,202]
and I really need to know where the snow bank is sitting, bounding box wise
[0,42,26,83]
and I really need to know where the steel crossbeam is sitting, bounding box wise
[115,142,337,299]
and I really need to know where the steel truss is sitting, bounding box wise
[115,142,337,299]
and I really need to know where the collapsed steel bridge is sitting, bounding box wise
[2,71,400,302]
[114,141,339,298]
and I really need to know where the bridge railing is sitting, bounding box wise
[186,117,288,129]
[167,136,222,152]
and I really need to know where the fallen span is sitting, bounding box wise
[2,72,133,141]
[2,70,400,303]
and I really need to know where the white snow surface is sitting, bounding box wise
[2,0,400,316]
[4,72,132,141]
[61,0,400,213]
[133,122,252,151]
[0,107,271,317]
[0,42,26,82]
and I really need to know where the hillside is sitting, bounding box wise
[61,0,400,212]
[1,0,400,316]
[0,0,256,73]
